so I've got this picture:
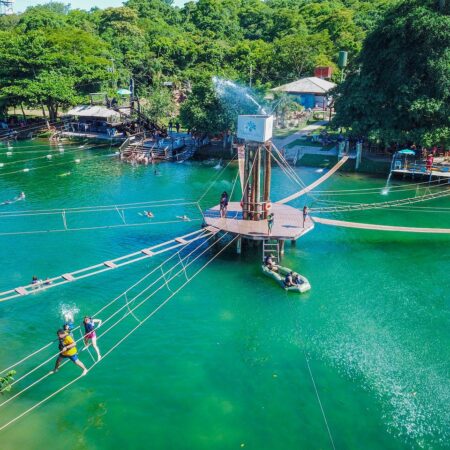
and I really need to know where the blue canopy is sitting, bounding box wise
[398,149,415,155]
[116,88,132,95]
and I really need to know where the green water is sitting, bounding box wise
[0,140,449,450]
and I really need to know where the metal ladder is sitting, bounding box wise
[262,239,280,263]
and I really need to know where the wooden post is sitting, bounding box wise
[279,240,285,256]
[263,143,272,220]
[243,146,251,220]
[253,145,261,220]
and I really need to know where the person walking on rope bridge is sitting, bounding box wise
[302,205,308,228]
[83,316,102,361]
[267,212,274,235]
[53,329,88,376]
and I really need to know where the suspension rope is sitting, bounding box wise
[0,234,237,433]
[197,155,237,203]
[0,231,226,406]
[0,230,219,387]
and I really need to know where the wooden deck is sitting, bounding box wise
[203,202,314,240]
[392,168,450,179]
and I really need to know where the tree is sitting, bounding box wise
[333,0,450,147]
[0,23,112,119]
[141,86,175,123]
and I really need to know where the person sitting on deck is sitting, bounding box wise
[219,191,229,218]
[293,273,304,285]
[52,329,88,376]
[264,254,278,271]
[284,271,295,288]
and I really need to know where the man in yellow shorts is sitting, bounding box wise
[53,329,88,376]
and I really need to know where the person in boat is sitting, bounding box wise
[293,273,304,285]
[284,271,295,288]
[302,206,308,227]
[219,191,229,218]
[267,213,274,235]
[264,254,278,271]
[83,316,102,361]
[53,329,88,376]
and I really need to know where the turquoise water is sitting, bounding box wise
[0,139,449,450]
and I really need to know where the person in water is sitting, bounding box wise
[31,275,41,288]
[144,211,154,218]
[267,213,274,235]
[53,329,88,375]
[219,191,229,218]
[177,215,190,221]
[284,271,295,287]
[63,321,75,336]
[83,316,102,361]
[302,206,308,227]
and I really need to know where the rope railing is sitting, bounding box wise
[0,232,235,432]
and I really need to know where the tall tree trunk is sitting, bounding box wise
[20,103,27,123]
[41,104,47,118]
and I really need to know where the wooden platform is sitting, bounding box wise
[392,168,450,179]
[203,202,314,240]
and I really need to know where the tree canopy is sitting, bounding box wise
[333,0,450,147]
[0,0,402,130]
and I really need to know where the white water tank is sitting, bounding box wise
[237,115,273,143]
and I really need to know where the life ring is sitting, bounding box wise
[264,202,272,211]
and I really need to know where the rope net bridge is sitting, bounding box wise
[0,231,237,432]
[0,198,202,237]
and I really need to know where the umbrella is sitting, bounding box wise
[398,149,415,155]
[116,88,132,95]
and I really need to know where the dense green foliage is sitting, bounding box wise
[334,0,450,147]
[0,0,403,132]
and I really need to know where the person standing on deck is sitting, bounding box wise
[53,329,88,375]
[168,120,173,132]
[302,206,308,227]
[219,191,229,218]
[267,212,274,235]
[175,122,180,133]
[83,316,102,361]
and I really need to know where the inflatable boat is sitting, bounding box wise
[262,265,311,293]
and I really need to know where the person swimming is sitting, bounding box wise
[176,215,190,221]
[1,191,25,206]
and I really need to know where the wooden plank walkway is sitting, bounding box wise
[0,228,216,303]
[277,155,349,204]
[312,216,450,233]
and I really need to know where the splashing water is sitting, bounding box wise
[212,77,267,114]
[382,173,393,195]
[60,303,80,324]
